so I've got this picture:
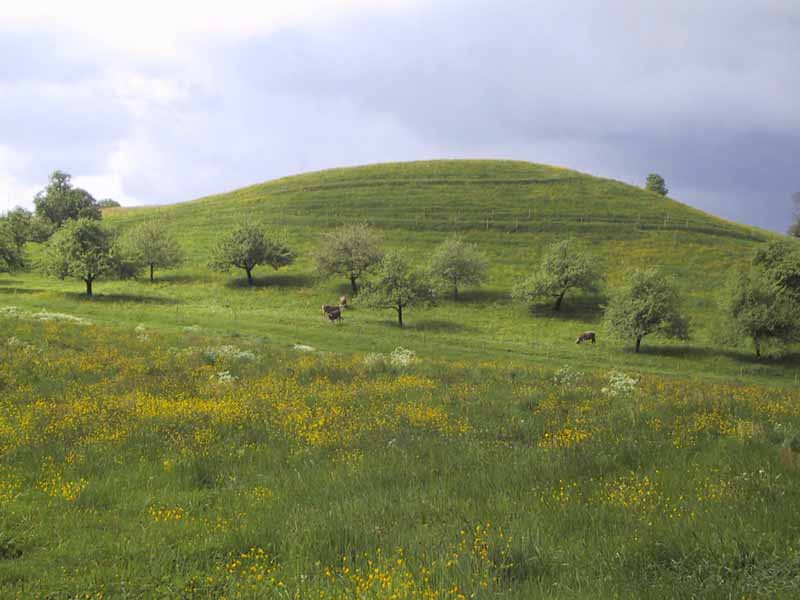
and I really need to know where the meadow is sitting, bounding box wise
[2,160,800,598]
[1,315,800,598]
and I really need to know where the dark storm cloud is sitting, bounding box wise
[220,0,799,230]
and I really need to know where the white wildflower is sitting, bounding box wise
[553,366,583,387]
[203,345,256,362]
[135,323,149,342]
[216,370,237,384]
[363,352,387,370]
[6,336,36,353]
[31,311,90,325]
[389,347,418,368]
[601,370,639,399]
[0,306,90,325]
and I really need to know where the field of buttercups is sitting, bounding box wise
[1,311,800,598]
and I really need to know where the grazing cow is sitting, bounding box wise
[322,304,343,324]
[339,295,348,309]
[575,331,596,344]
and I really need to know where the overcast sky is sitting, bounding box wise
[1,0,798,231]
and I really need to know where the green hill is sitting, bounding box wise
[4,159,795,382]
[4,160,800,598]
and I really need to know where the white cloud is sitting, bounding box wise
[0,147,38,212]
[1,0,420,57]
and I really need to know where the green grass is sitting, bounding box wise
[2,159,800,597]
[1,317,800,598]
[3,159,797,386]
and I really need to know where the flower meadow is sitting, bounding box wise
[1,316,800,598]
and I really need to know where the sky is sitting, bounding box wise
[1,0,798,232]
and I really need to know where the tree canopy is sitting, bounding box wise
[604,268,689,352]
[314,223,384,294]
[512,238,599,311]
[645,173,668,196]
[34,171,101,231]
[210,223,295,285]
[0,221,25,273]
[40,218,117,296]
[752,240,800,301]
[427,236,488,300]
[123,222,184,282]
[724,268,798,358]
[360,251,434,327]
[97,199,122,209]
[1,207,34,249]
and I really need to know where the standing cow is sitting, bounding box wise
[322,304,343,324]
[575,331,596,344]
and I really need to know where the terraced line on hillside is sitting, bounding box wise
[268,176,580,194]
[253,205,766,242]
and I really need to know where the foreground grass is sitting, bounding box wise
[2,316,800,598]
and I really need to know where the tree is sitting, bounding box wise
[512,239,600,311]
[427,235,488,300]
[645,173,668,196]
[40,218,116,296]
[1,207,34,249]
[0,221,24,273]
[314,223,384,294]
[789,192,800,238]
[604,268,689,353]
[360,251,434,327]
[752,240,800,301]
[123,222,184,282]
[724,268,798,358]
[210,223,295,285]
[97,199,121,209]
[34,170,101,230]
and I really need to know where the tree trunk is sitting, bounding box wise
[453,283,459,300]
[635,335,642,353]
[554,290,566,311]
[85,277,93,297]
[397,304,404,328]
[150,263,154,282]
[246,267,253,285]
[350,274,358,294]
[755,340,761,358]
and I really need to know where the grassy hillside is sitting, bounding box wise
[3,160,800,598]
[4,159,794,383]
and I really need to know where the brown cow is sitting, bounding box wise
[339,295,348,309]
[575,331,596,344]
